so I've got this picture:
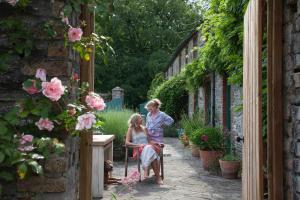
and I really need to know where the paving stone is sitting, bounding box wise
[103,138,241,200]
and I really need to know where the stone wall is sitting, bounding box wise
[230,85,243,157]
[283,0,300,199]
[214,74,223,127]
[0,0,80,199]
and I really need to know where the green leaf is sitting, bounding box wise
[30,153,44,160]
[4,108,20,125]
[0,152,5,163]
[28,160,43,175]
[0,171,14,181]
[0,121,8,135]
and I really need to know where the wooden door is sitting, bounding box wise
[242,0,264,199]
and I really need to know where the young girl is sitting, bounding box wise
[125,113,163,184]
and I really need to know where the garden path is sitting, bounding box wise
[102,138,241,200]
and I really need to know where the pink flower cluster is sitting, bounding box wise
[201,135,209,142]
[68,27,83,42]
[18,134,34,152]
[75,113,96,131]
[6,0,18,6]
[85,92,106,111]
[35,118,54,132]
[121,170,140,187]
[42,77,65,101]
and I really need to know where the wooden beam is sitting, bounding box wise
[79,4,95,200]
[267,0,283,199]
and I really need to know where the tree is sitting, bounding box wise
[94,0,202,107]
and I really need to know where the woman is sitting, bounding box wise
[145,98,174,144]
[125,113,163,184]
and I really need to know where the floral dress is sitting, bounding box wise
[131,129,159,168]
[146,111,174,143]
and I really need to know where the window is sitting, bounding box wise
[193,35,198,59]
[185,47,189,64]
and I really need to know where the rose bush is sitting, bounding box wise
[0,68,106,193]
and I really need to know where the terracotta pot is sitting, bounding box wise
[190,145,199,157]
[219,159,241,179]
[199,150,222,170]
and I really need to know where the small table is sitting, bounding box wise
[92,135,115,199]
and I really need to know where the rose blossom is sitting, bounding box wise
[75,113,96,131]
[6,0,18,6]
[73,73,79,81]
[68,27,83,42]
[85,92,106,111]
[20,134,33,145]
[35,118,54,132]
[22,79,40,95]
[35,68,47,82]
[42,77,65,101]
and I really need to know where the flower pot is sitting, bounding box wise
[219,159,241,179]
[190,144,199,157]
[199,150,222,170]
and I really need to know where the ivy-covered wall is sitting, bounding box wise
[0,0,80,199]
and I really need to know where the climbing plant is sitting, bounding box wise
[188,0,249,87]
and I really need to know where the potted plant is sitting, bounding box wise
[219,154,241,179]
[190,126,223,170]
[180,112,205,157]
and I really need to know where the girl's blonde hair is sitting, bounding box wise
[145,98,161,109]
[128,113,142,129]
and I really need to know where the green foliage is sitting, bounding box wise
[180,111,205,138]
[220,154,240,161]
[151,73,188,121]
[100,109,134,146]
[190,0,249,85]
[190,126,223,151]
[94,0,202,107]
[163,124,178,138]
[147,72,166,99]
[184,61,207,91]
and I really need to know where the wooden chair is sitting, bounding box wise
[124,144,164,182]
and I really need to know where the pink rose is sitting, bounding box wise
[20,134,33,145]
[18,134,34,152]
[85,92,106,111]
[18,145,34,152]
[75,113,96,130]
[68,27,83,42]
[35,68,47,82]
[22,79,40,95]
[35,118,54,132]
[6,0,18,6]
[42,77,65,101]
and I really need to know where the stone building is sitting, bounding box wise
[164,31,243,156]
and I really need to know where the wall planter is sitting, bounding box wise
[199,150,222,170]
[219,159,241,179]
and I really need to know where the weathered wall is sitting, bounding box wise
[214,74,223,127]
[283,0,300,199]
[231,85,243,157]
[0,0,80,199]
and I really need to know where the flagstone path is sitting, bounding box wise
[102,138,241,200]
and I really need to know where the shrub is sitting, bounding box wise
[151,73,188,121]
[100,109,134,147]
[190,126,223,151]
[180,111,205,138]
[163,124,178,138]
[220,154,240,161]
